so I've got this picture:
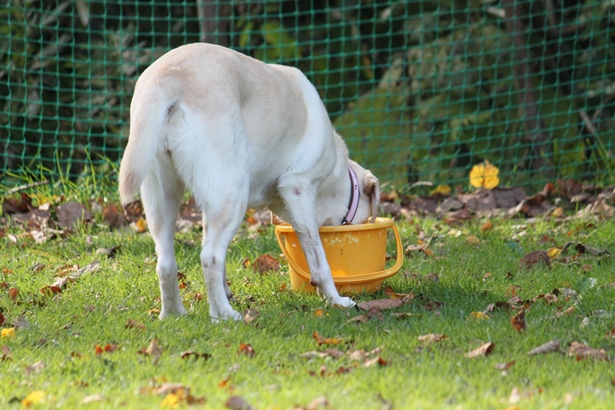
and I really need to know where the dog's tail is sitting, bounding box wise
[118,89,169,205]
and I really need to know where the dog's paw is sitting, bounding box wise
[210,308,243,323]
[329,296,356,308]
[159,306,188,320]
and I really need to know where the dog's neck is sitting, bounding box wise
[341,166,360,225]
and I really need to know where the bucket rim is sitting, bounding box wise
[274,217,395,233]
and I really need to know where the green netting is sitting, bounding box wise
[1,1,614,190]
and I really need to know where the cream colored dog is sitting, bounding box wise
[119,43,379,321]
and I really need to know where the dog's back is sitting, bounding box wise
[119,43,331,207]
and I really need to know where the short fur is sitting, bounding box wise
[119,43,380,320]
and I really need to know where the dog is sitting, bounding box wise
[119,43,380,321]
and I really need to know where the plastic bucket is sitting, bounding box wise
[274,217,403,294]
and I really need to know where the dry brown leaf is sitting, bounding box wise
[466,342,495,358]
[252,254,280,274]
[511,310,526,333]
[81,394,105,404]
[125,319,146,331]
[568,342,608,361]
[55,201,92,230]
[238,343,255,357]
[25,361,45,374]
[357,298,404,311]
[8,287,19,301]
[138,339,163,365]
[363,357,388,368]
[243,308,259,324]
[225,396,255,410]
[480,220,493,231]
[495,360,516,371]
[313,331,345,346]
[526,340,561,355]
[1,346,12,361]
[417,334,448,343]
[519,251,551,270]
[180,351,212,361]
[347,308,384,323]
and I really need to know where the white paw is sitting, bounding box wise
[210,308,243,323]
[159,306,187,320]
[329,296,356,308]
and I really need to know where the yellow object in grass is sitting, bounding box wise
[469,160,500,189]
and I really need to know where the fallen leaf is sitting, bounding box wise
[138,339,163,364]
[347,308,383,323]
[357,298,404,311]
[95,344,118,354]
[1,346,12,361]
[469,160,500,189]
[238,343,255,357]
[30,263,46,274]
[95,245,121,259]
[417,334,448,343]
[495,360,516,371]
[301,349,345,360]
[82,394,105,404]
[480,220,493,231]
[154,382,187,396]
[470,311,491,320]
[22,390,46,407]
[562,241,610,257]
[14,315,30,329]
[40,285,62,297]
[25,361,45,374]
[131,218,148,233]
[363,357,388,367]
[301,396,329,410]
[243,308,259,324]
[8,287,19,301]
[519,251,551,270]
[568,342,608,361]
[1,327,15,339]
[466,342,495,358]
[313,309,327,318]
[125,319,146,331]
[511,310,526,333]
[55,201,92,230]
[180,351,212,361]
[482,301,512,314]
[466,235,480,245]
[225,396,255,410]
[312,331,345,346]
[252,254,280,274]
[527,340,561,355]
[547,247,562,258]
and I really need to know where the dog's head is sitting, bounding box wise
[348,160,380,224]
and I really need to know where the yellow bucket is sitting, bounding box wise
[274,217,404,294]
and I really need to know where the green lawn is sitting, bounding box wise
[1,189,614,409]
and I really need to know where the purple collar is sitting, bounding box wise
[342,166,360,225]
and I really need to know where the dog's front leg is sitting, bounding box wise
[279,181,355,308]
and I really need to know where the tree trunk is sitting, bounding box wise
[503,0,553,176]
[196,0,230,47]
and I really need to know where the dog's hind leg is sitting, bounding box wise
[141,159,186,319]
[197,194,247,322]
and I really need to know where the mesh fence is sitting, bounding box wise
[2,1,614,190]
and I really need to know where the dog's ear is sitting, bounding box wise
[363,172,380,223]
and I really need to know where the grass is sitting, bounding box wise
[1,183,615,409]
